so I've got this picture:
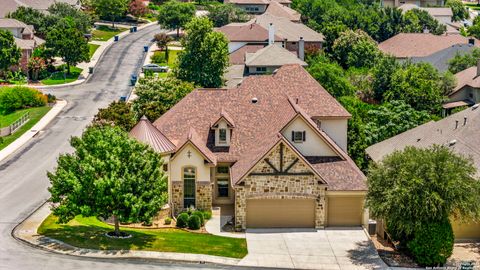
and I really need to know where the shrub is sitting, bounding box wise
[192,210,205,226]
[150,51,166,64]
[200,210,212,220]
[176,212,189,228]
[187,214,201,230]
[164,217,172,225]
[0,86,47,114]
[407,219,454,266]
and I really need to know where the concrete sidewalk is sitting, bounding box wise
[0,100,67,162]
[13,203,242,267]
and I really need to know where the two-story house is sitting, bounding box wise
[130,64,368,230]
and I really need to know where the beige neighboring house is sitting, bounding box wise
[0,18,45,71]
[446,62,480,110]
[130,64,368,230]
[224,0,293,14]
[365,106,480,241]
[245,44,307,74]
[216,22,283,53]
[264,1,301,22]
[0,0,81,18]
[381,0,444,8]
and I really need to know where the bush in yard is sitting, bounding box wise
[201,210,212,220]
[0,86,47,114]
[150,51,166,64]
[93,101,136,131]
[192,211,205,226]
[407,218,454,266]
[164,217,172,225]
[187,214,201,230]
[176,212,189,228]
[154,33,173,51]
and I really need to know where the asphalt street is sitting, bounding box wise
[0,25,252,270]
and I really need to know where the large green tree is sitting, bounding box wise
[207,4,249,27]
[446,0,469,22]
[176,17,229,88]
[93,0,128,28]
[45,19,89,74]
[448,48,480,74]
[366,146,480,263]
[332,29,381,69]
[132,77,194,120]
[48,2,92,34]
[157,0,195,38]
[402,9,446,35]
[48,126,168,236]
[0,30,21,80]
[7,7,47,36]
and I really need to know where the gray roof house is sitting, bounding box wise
[0,0,81,18]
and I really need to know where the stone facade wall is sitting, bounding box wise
[235,142,326,229]
[171,181,213,216]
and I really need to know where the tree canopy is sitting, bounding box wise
[48,126,168,236]
[93,0,128,28]
[48,2,92,34]
[332,29,380,69]
[448,48,480,74]
[366,145,480,246]
[157,0,196,37]
[0,29,21,79]
[446,0,469,22]
[132,77,195,121]
[45,18,90,74]
[207,4,249,27]
[175,17,229,88]
[93,101,136,131]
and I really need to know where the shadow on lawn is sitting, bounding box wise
[40,223,157,252]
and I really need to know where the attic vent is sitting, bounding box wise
[251,97,258,104]
[449,139,457,146]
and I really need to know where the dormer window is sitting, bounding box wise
[219,128,227,143]
[292,131,306,143]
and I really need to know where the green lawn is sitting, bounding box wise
[150,49,181,68]
[92,25,128,41]
[0,106,51,150]
[41,66,83,85]
[38,214,248,259]
[88,43,100,59]
[465,3,480,10]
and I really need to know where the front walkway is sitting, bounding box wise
[239,228,389,270]
[205,205,245,238]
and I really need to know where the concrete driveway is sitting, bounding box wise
[239,228,388,270]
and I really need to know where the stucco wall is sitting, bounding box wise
[213,120,231,146]
[282,117,338,156]
[229,42,248,53]
[314,118,348,152]
[170,144,211,182]
[234,142,327,229]
[247,66,278,74]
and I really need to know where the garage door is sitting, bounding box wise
[327,196,363,226]
[246,198,315,228]
[452,220,480,240]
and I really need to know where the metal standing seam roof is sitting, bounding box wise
[129,116,176,154]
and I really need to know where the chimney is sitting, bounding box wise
[283,38,287,48]
[299,36,305,61]
[469,38,475,45]
[477,59,480,77]
[268,23,275,45]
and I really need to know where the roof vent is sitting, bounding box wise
[469,38,475,45]
[449,139,457,146]
[251,97,258,104]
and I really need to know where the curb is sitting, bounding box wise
[15,21,159,90]
[0,100,67,163]
[11,203,246,268]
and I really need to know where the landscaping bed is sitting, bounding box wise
[92,25,129,41]
[38,214,248,259]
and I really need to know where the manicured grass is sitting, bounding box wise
[0,106,51,150]
[150,49,181,68]
[41,66,83,85]
[92,25,128,41]
[88,43,100,59]
[38,214,248,259]
[0,108,32,128]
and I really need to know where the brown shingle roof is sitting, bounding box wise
[366,105,480,176]
[229,44,264,64]
[217,23,282,42]
[245,44,307,67]
[265,1,300,22]
[153,65,363,190]
[129,116,175,154]
[379,33,480,58]
[450,66,480,96]
[254,13,324,42]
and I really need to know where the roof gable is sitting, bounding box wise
[245,44,307,67]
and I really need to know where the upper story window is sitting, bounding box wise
[256,67,267,73]
[292,131,306,143]
[219,128,227,143]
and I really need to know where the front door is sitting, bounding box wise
[183,167,196,208]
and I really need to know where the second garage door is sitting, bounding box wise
[246,198,315,228]
[327,196,363,226]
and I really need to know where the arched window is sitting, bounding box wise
[183,167,196,208]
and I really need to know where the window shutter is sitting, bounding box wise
[303,131,306,141]
[291,131,295,141]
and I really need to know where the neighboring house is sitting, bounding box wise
[225,0,292,14]
[130,64,368,230]
[216,22,283,53]
[379,33,480,71]
[445,62,480,110]
[365,106,480,241]
[0,0,81,18]
[398,4,459,33]
[381,0,443,8]
[0,19,45,71]
[245,44,307,74]
[264,1,301,22]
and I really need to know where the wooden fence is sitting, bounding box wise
[0,112,30,137]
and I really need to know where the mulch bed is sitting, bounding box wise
[371,235,420,268]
